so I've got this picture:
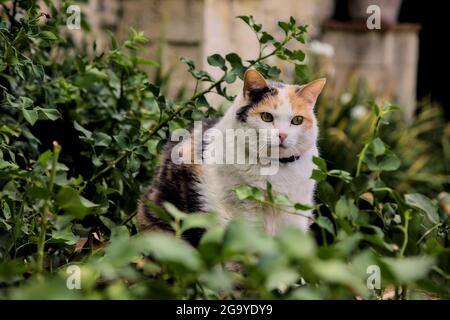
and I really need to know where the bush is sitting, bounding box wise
[0,1,449,299]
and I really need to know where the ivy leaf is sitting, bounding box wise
[274,195,292,206]
[22,109,38,125]
[207,54,226,69]
[226,53,245,79]
[371,138,385,157]
[51,226,79,245]
[316,216,335,235]
[335,196,359,220]
[311,169,327,182]
[278,21,290,35]
[378,151,401,171]
[317,181,336,209]
[405,193,440,224]
[40,31,59,41]
[260,32,274,44]
[234,185,265,202]
[140,233,202,271]
[38,108,61,121]
[73,121,92,139]
[313,156,327,172]
[382,256,435,283]
[57,187,97,219]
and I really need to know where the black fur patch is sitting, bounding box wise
[137,119,218,246]
[237,86,278,122]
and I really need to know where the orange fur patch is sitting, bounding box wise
[247,94,279,116]
[286,85,315,128]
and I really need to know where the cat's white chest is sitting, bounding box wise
[261,152,317,233]
[201,148,317,234]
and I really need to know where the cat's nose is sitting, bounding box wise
[279,133,288,143]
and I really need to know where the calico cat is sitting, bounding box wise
[137,70,326,245]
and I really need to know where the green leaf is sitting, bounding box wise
[237,15,251,25]
[223,220,276,256]
[22,109,38,125]
[260,32,274,44]
[405,193,440,224]
[51,226,79,245]
[207,54,225,69]
[267,66,280,79]
[181,213,219,233]
[382,256,435,283]
[335,196,359,220]
[1,201,11,219]
[378,151,401,171]
[371,138,385,156]
[140,233,202,271]
[313,259,363,290]
[274,194,292,206]
[163,202,187,221]
[278,21,290,35]
[289,50,305,62]
[234,185,265,202]
[295,64,309,79]
[369,100,380,116]
[191,109,204,121]
[317,181,336,208]
[180,56,196,71]
[93,132,112,147]
[277,227,316,259]
[73,121,92,139]
[265,268,299,291]
[226,53,245,79]
[294,203,314,211]
[316,216,334,234]
[57,187,97,219]
[312,156,327,172]
[38,108,61,121]
[328,170,353,183]
[40,31,59,41]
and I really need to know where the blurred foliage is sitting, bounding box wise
[0,1,449,300]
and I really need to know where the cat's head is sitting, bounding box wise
[234,69,326,158]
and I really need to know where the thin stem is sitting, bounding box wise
[397,210,411,258]
[356,143,370,177]
[37,141,61,274]
[355,115,382,177]
[416,223,443,245]
[89,152,128,183]
[317,206,328,247]
[259,199,316,222]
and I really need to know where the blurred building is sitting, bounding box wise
[80,0,431,120]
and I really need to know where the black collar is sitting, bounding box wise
[279,155,300,163]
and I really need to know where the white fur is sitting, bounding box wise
[199,87,318,235]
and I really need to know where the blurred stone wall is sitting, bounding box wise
[78,0,419,117]
[80,0,334,98]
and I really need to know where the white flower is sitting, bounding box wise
[340,92,352,105]
[309,40,335,58]
[351,105,368,119]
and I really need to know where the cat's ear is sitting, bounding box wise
[243,69,268,98]
[296,78,326,107]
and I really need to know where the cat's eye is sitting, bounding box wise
[260,112,274,122]
[291,115,304,125]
